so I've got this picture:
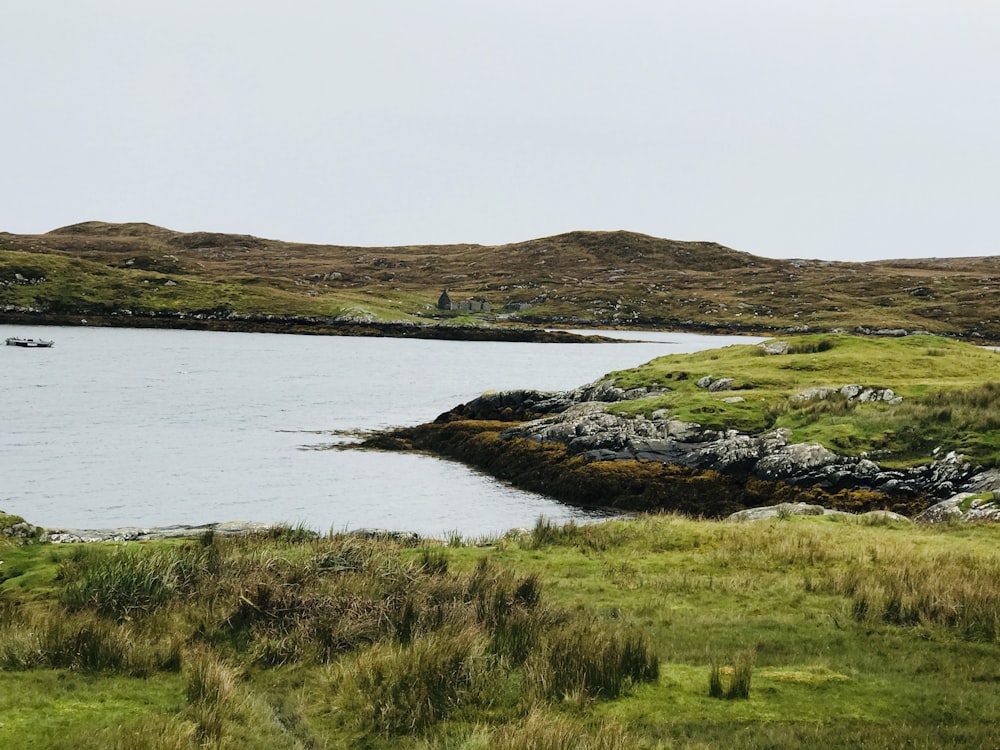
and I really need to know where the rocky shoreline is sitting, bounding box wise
[1,518,425,545]
[0,311,622,344]
[366,380,1000,523]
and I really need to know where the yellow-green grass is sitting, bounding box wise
[7,223,1000,338]
[4,515,1000,748]
[606,333,1000,465]
[0,250,428,322]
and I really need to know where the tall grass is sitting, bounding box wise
[708,648,755,699]
[336,627,491,735]
[59,546,189,621]
[185,648,245,744]
[527,620,659,702]
[832,549,1000,639]
[489,710,637,750]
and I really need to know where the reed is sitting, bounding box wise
[336,627,490,735]
[832,548,1000,639]
[60,546,183,622]
[527,620,659,702]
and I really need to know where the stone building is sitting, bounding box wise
[437,290,491,312]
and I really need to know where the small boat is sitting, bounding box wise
[5,337,55,348]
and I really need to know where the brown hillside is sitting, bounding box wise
[1,222,998,339]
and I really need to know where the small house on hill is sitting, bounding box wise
[437,290,491,312]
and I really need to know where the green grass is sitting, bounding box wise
[606,333,1000,466]
[5,515,1000,747]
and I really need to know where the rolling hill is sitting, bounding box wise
[1,222,998,339]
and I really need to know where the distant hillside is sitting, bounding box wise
[1,222,998,339]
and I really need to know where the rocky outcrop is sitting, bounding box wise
[914,490,1000,523]
[726,504,912,522]
[727,502,833,521]
[379,376,1000,522]
[43,520,281,543]
[1,519,43,542]
[436,381,667,422]
[38,522,428,545]
[498,403,977,503]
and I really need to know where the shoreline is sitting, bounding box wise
[5,310,982,344]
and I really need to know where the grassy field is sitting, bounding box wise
[4,516,1000,748]
[3,222,1000,338]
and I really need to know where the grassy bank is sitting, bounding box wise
[603,333,1000,467]
[4,515,1000,748]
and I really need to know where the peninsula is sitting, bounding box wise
[365,333,1000,521]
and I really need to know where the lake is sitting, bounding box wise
[1,324,761,538]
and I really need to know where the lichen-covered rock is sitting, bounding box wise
[758,340,790,355]
[761,442,839,472]
[498,402,977,504]
[915,491,1000,523]
[0,512,43,542]
[727,502,830,521]
[859,510,912,523]
[793,387,840,402]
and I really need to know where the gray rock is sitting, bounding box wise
[44,521,285,543]
[727,503,828,521]
[794,387,839,402]
[1,520,42,540]
[349,528,421,545]
[758,340,790,355]
[915,491,1000,523]
[874,328,908,337]
[859,510,912,523]
[754,443,840,479]
[841,384,863,400]
[455,378,986,513]
[708,378,735,392]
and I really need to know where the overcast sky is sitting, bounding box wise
[3,1,998,261]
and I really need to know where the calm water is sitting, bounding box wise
[1,325,760,537]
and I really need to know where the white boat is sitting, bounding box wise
[5,337,55,348]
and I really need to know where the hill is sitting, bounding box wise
[1,222,999,339]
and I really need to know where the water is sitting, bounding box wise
[1,324,761,537]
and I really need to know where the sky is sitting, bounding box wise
[2,1,998,261]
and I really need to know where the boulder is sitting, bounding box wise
[793,387,839,402]
[859,510,912,523]
[758,340,790,355]
[727,502,830,521]
[708,378,735,392]
[915,491,1000,523]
